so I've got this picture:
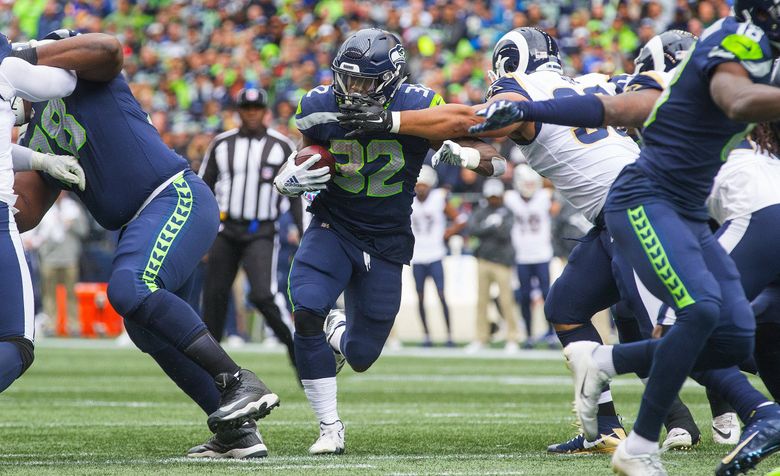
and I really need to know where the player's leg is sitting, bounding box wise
[516,263,534,341]
[201,233,242,342]
[754,283,780,400]
[288,221,353,455]
[0,204,35,392]
[242,235,295,367]
[545,229,624,454]
[495,262,519,350]
[533,261,554,339]
[471,259,492,350]
[106,171,278,432]
[411,263,431,344]
[430,260,453,344]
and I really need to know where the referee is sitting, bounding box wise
[199,87,301,367]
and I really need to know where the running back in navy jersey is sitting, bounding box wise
[607,17,773,220]
[295,83,444,264]
[21,74,189,230]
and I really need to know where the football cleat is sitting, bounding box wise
[187,421,268,459]
[207,369,280,432]
[309,420,345,455]
[716,404,780,476]
[547,415,625,454]
[611,441,667,476]
[661,427,698,451]
[324,309,347,374]
[564,341,611,441]
[712,412,741,445]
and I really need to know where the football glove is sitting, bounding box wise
[337,97,394,138]
[469,100,528,134]
[273,151,331,197]
[432,140,480,170]
[32,151,86,191]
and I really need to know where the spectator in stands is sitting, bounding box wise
[466,179,518,354]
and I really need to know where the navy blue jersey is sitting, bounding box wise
[22,75,189,230]
[609,73,633,94]
[607,17,773,220]
[295,83,444,264]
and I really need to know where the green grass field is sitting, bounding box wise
[0,341,777,475]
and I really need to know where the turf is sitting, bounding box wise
[0,341,777,475]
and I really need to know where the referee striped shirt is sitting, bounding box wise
[199,127,300,227]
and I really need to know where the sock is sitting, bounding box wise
[417,295,430,336]
[439,291,452,336]
[182,330,240,378]
[755,322,780,401]
[0,342,24,393]
[612,339,658,376]
[624,431,658,455]
[520,293,533,337]
[124,317,221,414]
[301,377,339,424]
[597,395,618,418]
[593,345,617,377]
[706,386,735,418]
[295,331,337,380]
[664,397,699,438]
[693,367,769,424]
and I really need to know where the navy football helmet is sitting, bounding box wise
[331,28,407,108]
[489,27,562,82]
[734,0,780,46]
[634,30,697,73]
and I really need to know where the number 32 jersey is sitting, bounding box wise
[295,84,444,264]
[486,71,639,224]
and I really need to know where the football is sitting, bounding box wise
[295,144,336,176]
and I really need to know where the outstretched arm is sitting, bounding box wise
[710,62,780,122]
[12,33,123,82]
[431,138,507,177]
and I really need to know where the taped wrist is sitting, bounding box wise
[9,47,38,65]
[459,146,481,170]
[527,94,605,128]
[390,111,401,134]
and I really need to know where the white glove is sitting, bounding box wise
[32,151,86,191]
[484,212,503,228]
[273,151,331,197]
[431,140,480,170]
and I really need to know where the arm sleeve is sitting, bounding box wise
[11,143,34,171]
[0,57,77,101]
[198,140,219,192]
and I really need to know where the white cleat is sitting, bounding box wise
[611,441,667,476]
[661,427,692,451]
[712,412,740,445]
[309,420,345,455]
[504,341,519,354]
[324,309,347,374]
[564,341,611,441]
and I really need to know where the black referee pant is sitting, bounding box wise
[202,221,295,365]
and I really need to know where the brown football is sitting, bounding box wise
[295,145,336,176]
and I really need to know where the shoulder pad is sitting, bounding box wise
[295,85,338,133]
[695,17,773,82]
[486,73,531,101]
[393,83,445,110]
[625,71,670,92]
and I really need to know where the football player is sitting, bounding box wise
[410,165,464,347]
[273,28,506,454]
[12,32,279,458]
[339,27,700,455]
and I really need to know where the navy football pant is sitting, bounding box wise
[516,262,550,336]
[412,260,451,338]
[290,218,401,378]
[105,171,221,413]
[605,202,754,440]
[0,202,35,392]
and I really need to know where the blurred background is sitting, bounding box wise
[4,0,730,349]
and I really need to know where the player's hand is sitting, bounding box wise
[337,97,393,138]
[32,152,86,191]
[273,151,331,197]
[469,100,529,134]
[431,140,464,168]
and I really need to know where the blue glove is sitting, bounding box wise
[469,100,529,134]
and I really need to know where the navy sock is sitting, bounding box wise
[295,331,336,380]
[124,319,220,414]
[417,295,430,336]
[520,294,533,337]
[693,367,769,423]
[555,323,603,347]
[0,342,23,393]
[612,339,657,376]
[438,291,452,336]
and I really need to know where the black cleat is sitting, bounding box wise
[187,421,268,459]
[716,404,780,476]
[207,369,280,433]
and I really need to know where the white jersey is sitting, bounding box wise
[492,71,640,223]
[504,188,553,264]
[708,146,780,224]
[411,188,448,264]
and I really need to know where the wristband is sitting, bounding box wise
[9,47,38,65]
[390,111,401,134]
[460,146,480,170]
[526,94,605,128]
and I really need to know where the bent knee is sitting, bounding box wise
[107,269,148,317]
[293,309,325,337]
[3,336,34,375]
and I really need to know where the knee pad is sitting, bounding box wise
[3,337,34,375]
[107,269,147,317]
[294,309,325,337]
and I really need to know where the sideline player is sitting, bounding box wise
[410,164,464,347]
[12,32,278,458]
[274,28,506,454]
[339,27,699,454]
